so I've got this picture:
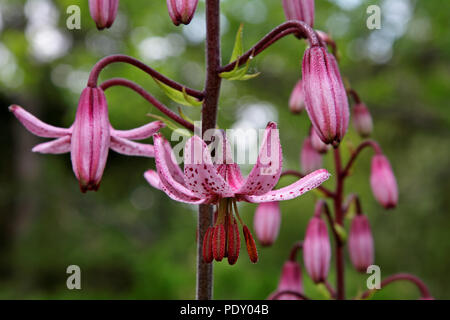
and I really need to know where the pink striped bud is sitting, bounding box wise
[275,261,304,300]
[253,202,281,247]
[370,154,398,209]
[352,103,373,137]
[71,87,111,192]
[282,0,315,27]
[302,46,349,146]
[89,0,119,30]
[349,214,374,272]
[310,127,330,154]
[300,137,322,175]
[303,217,331,283]
[167,0,199,26]
[289,80,305,114]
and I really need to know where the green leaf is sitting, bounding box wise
[147,113,192,137]
[229,23,244,64]
[153,79,203,107]
[219,25,260,81]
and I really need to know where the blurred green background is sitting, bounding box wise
[0,0,449,299]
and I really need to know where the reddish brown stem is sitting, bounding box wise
[347,88,362,104]
[343,193,363,215]
[87,54,204,100]
[100,78,194,131]
[333,148,345,300]
[219,21,320,73]
[342,140,382,178]
[289,241,303,262]
[360,273,433,300]
[196,0,222,301]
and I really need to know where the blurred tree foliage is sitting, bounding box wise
[0,0,449,299]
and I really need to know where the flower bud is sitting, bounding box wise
[302,46,349,146]
[282,0,315,27]
[303,217,331,283]
[300,137,322,175]
[310,127,330,154]
[167,0,199,26]
[275,261,304,300]
[89,0,119,30]
[71,87,111,192]
[289,80,305,114]
[349,214,374,273]
[370,154,398,209]
[352,103,373,137]
[253,202,281,247]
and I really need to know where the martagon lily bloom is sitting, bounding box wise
[9,86,164,192]
[145,122,330,264]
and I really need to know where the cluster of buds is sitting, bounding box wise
[89,0,119,30]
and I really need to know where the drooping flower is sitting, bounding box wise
[370,154,398,209]
[309,127,330,154]
[269,260,304,300]
[300,136,322,175]
[282,0,315,27]
[349,213,374,273]
[253,201,281,247]
[302,46,349,146]
[352,103,373,137]
[166,0,199,26]
[289,79,305,114]
[303,216,331,283]
[89,0,119,30]
[10,87,164,192]
[145,122,330,264]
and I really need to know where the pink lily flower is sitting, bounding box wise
[145,122,330,264]
[10,86,164,192]
[166,0,199,26]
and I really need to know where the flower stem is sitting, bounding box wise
[341,140,382,177]
[196,0,222,301]
[87,54,204,100]
[333,147,345,300]
[100,78,194,131]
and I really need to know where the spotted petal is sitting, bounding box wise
[154,133,209,204]
[237,122,283,196]
[184,136,235,199]
[243,169,330,203]
[144,169,162,190]
[9,105,71,138]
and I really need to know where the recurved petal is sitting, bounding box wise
[154,133,209,204]
[111,121,165,140]
[9,105,71,138]
[144,169,162,190]
[243,169,330,203]
[184,136,235,199]
[237,122,282,196]
[110,136,155,157]
[32,136,71,154]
